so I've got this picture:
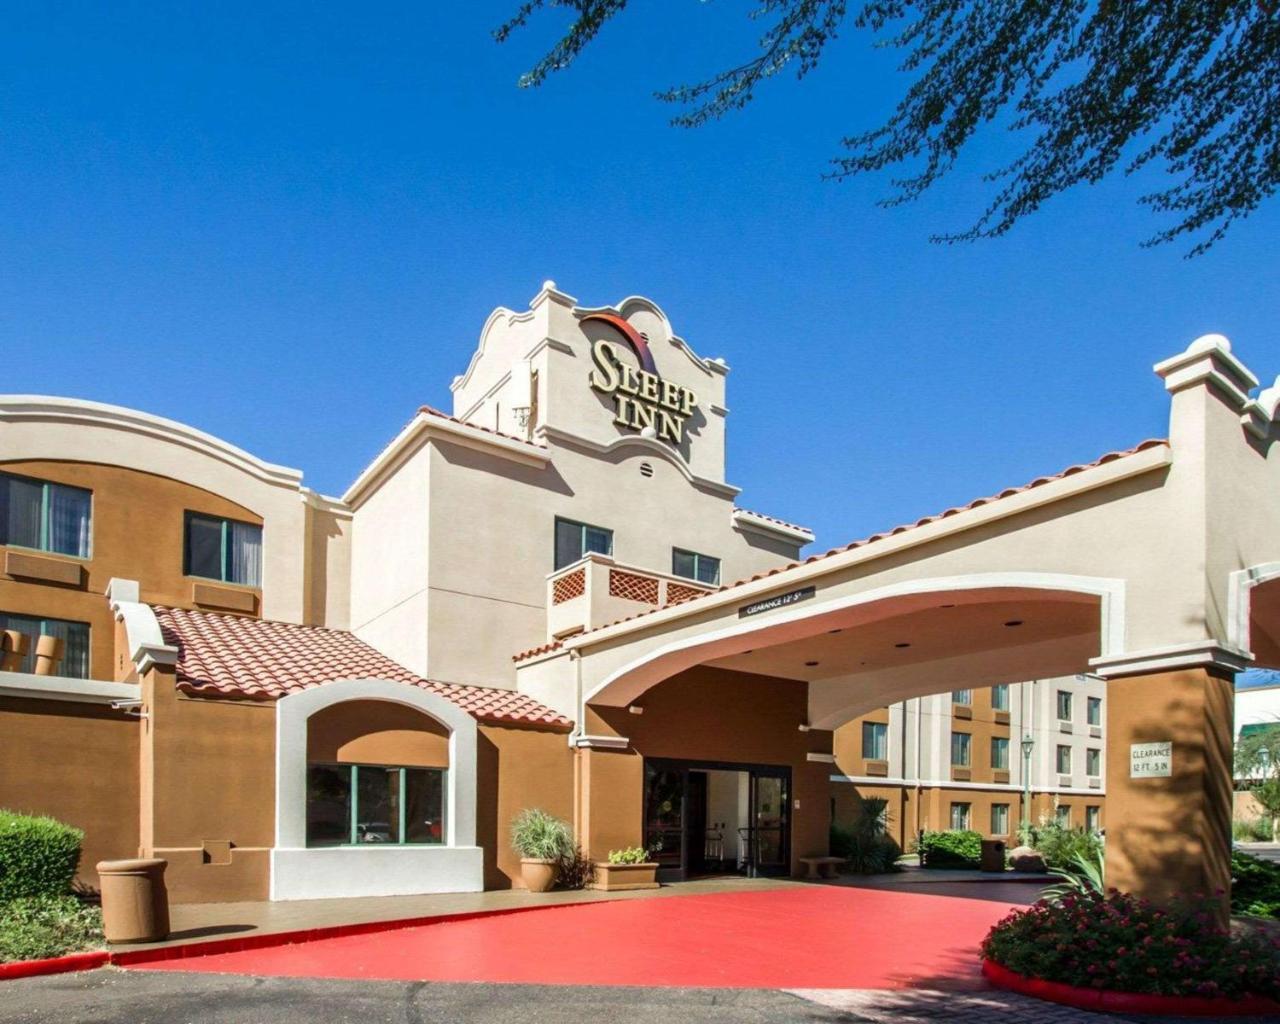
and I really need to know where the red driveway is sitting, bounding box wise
[128,887,1017,989]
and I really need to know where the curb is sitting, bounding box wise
[0,951,110,981]
[982,959,1280,1017]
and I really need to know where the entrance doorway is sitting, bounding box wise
[643,758,791,881]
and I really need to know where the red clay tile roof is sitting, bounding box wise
[156,606,572,730]
[511,639,563,664]
[534,439,1169,647]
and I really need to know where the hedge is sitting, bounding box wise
[0,810,84,901]
[916,829,983,868]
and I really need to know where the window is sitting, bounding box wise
[862,721,888,761]
[950,802,971,830]
[305,763,445,847]
[951,731,971,767]
[1085,805,1101,832]
[553,517,612,571]
[1055,805,1071,827]
[1056,690,1073,722]
[991,803,1010,836]
[184,513,262,587]
[0,613,90,678]
[672,548,721,586]
[0,472,91,559]
[1056,744,1073,774]
[991,684,1010,711]
[952,689,973,705]
[991,736,1010,771]
[1087,696,1102,727]
[1086,747,1101,777]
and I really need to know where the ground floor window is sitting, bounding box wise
[949,802,971,830]
[990,803,1009,836]
[0,612,90,678]
[1055,804,1071,828]
[1085,805,1101,832]
[305,763,445,847]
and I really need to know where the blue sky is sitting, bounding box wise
[2,2,1277,554]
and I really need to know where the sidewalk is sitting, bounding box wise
[116,875,796,953]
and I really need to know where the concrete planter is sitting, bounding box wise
[592,862,659,892]
[982,959,1280,1017]
[519,858,559,893]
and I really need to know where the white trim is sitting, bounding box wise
[1089,640,1253,678]
[568,443,1166,653]
[539,426,740,499]
[1153,334,1258,407]
[1241,376,1280,440]
[830,773,1105,797]
[343,411,550,507]
[584,571,1126,709]
[270,678,482,901]
[1228,562,1280,654]
[0,671,140,705]
[731,509,815,545]
[0,395,303,488]
[572,733,630,750]
[107,580,179,673]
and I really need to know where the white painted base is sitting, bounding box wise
[270,846,484,901]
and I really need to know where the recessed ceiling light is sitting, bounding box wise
[805,660,820,667]
[894,642,911,649]
[1004,620,1024,627]
[940,603,956,609]
[828,628,842,634]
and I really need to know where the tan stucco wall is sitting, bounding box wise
[0,695,140,891]
[477,724,576,889]
[307,699,450,768]
[0,460,263,679]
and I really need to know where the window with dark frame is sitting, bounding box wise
[1056,689,1073,722]
[0,472,91,559]
[952,689,973,705]
[991,684,1010,711]
[991,803,1010,836]
[991,736,1010,770]
[305,763,446,847]
[672,547,721,586]
[862,721,888,761]
[949,802,971,830]
[1087,696,1102,726]
[1057,744,1073,774]
[184,512,263,587]
[1086,747,1101,776]
[951,731,971,767]
[0,612,90,678]
[553,517,613,571]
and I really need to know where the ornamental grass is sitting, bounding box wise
[981,889,1280,1001]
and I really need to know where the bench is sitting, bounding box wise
[799,856,846,880]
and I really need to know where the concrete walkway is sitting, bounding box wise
[119,876,796,952]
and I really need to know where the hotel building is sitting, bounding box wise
[0,279,1156,905]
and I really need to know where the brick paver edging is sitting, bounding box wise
[982,958,1280,1017]
[1,900,624,980]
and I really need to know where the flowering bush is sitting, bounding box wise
[981,890,1280,1000]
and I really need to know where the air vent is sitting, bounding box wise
[639,462,654,478]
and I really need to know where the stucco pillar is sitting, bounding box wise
[1103,666,1235,917]
[577,746,644,862]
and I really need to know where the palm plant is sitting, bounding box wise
[1042,846,1105,902]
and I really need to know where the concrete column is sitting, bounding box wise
[1104,666,1235,916]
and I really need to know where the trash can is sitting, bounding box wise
[979,839,1007,873]
[96,858,170,943]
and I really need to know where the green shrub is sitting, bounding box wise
[607,846,649,865]
[829,795,902,874]
[1232,850,1280,919]
[0,895,102,963]
[915,829,982,868]
[1233,817,1274,842]
[982,890,1280,999]
[1030,818,1103,870]
[0,811,83,902]
[509,808,573,861]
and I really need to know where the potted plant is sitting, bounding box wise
[510,808,573,893]
[592,846,660,891]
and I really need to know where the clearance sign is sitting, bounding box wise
[584,313,698,445]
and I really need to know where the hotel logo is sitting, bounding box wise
[584,313,698,445]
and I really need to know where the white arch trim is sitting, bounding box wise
[1228,562,1280,654]
[271,678,482,901]
[582,572,1126,712]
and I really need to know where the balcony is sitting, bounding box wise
[546,554,716,640]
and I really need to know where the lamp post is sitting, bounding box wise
[1020,734,1036,835]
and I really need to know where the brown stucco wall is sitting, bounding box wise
[583,666,830,875]
[477,724,576,889]
[307,700,449,768]
[0,460,263,679]
[0,696,139,891]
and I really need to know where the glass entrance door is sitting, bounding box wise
[643,759,791,880]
